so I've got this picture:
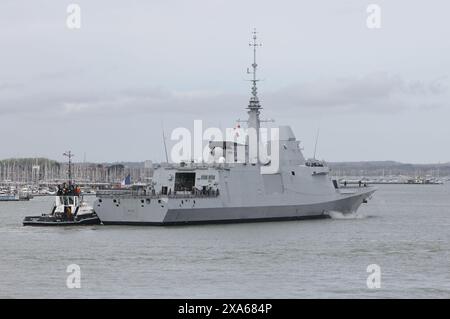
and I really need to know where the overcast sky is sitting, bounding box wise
[1,0,449,163]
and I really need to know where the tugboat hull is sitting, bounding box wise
[23,213,101,226]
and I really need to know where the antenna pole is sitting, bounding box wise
[247,28,262,109]
[63,151,74,185]
[313,128,320,160]
[162,122,169,163]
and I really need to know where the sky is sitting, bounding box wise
[0,0,449,164]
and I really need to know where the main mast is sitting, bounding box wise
[247,28,262,162]
[63,151,74,185]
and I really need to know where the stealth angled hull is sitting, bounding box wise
[95,187,375,226]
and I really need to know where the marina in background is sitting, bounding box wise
[0,159,448,199]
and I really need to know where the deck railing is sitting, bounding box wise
[96,189,220,199]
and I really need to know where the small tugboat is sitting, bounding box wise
[23,151,101,226]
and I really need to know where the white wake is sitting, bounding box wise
[325,210,366,220]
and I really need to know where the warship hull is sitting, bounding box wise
[96,188,375,226]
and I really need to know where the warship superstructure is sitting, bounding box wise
[94,30,375,225]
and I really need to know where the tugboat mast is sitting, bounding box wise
[247,28,262,162]
[63,151,74,185]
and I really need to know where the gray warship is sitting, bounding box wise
[94,31,375,225]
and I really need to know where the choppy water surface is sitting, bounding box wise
[1,184,449,298]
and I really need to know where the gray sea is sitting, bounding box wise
[0,184,449,298]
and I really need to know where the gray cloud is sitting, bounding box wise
[1,73,446,120]
[0,86,243,119]
[264,73,448,114]
[0,82,23,91]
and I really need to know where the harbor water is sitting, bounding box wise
[0,184,449,298]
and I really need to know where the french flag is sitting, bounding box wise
[121,174,131,187]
